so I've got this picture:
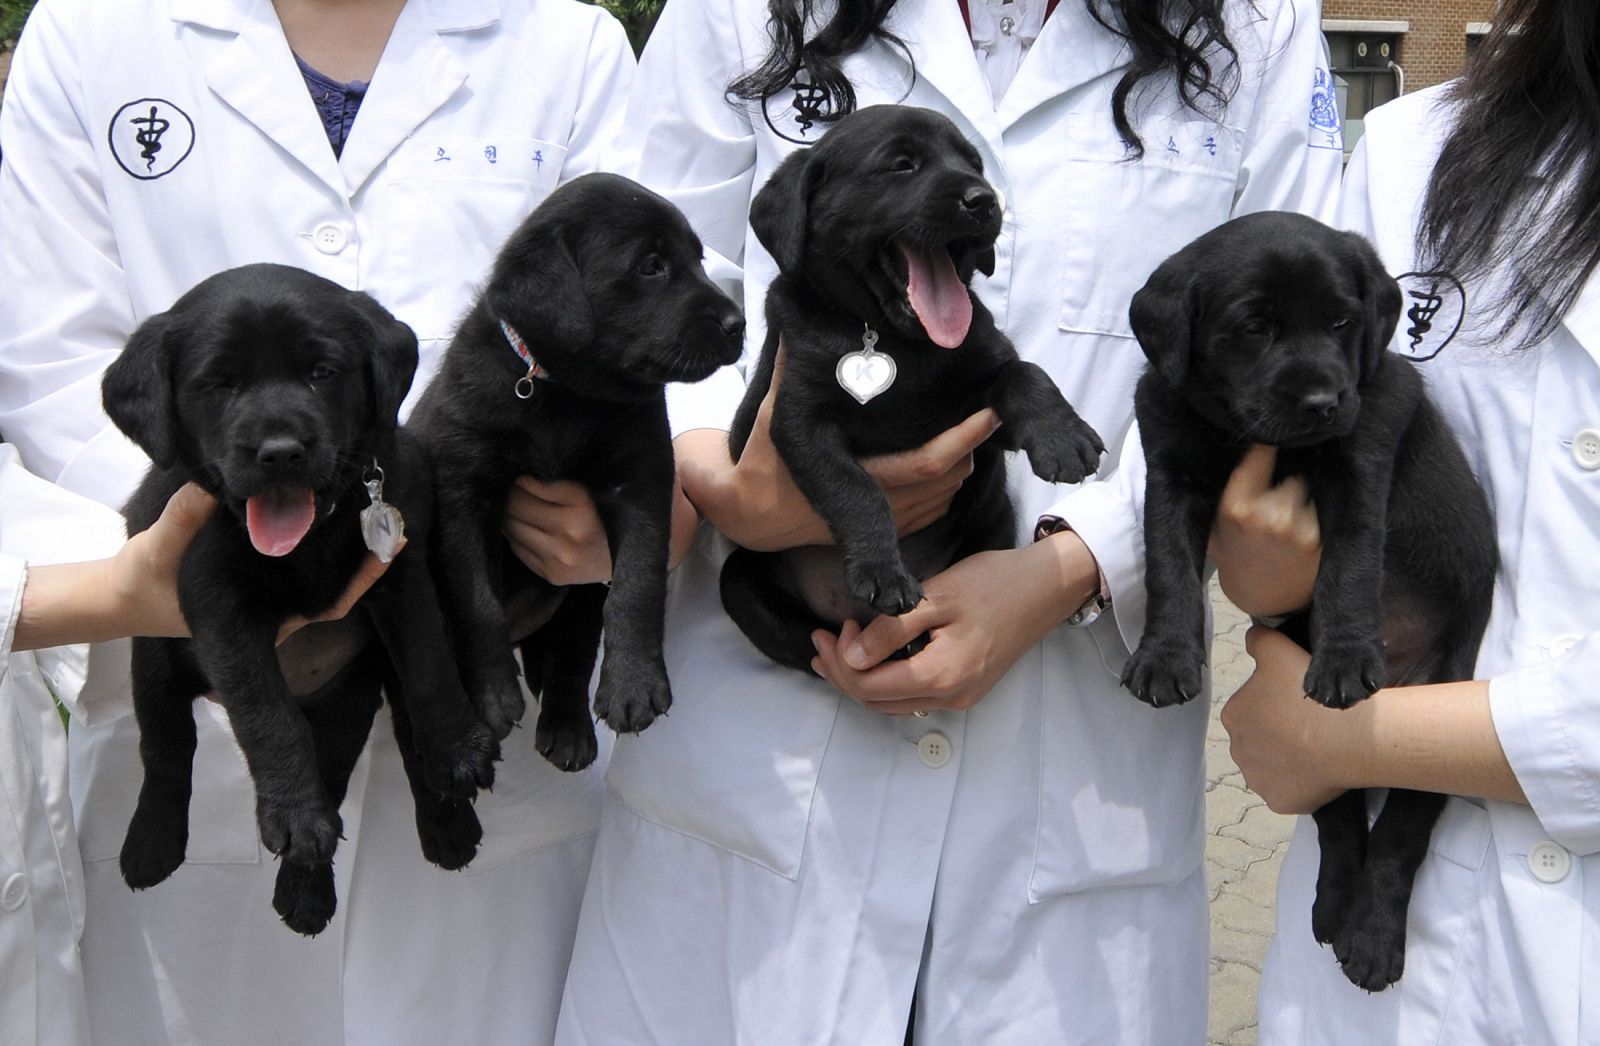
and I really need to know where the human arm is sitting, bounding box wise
[1221,626,1525,814]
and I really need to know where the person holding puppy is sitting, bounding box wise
[1217,0,1600,1039]
[0,0,633,1042]
[547,0,1341,1041]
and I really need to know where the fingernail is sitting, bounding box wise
[845,640,868,669]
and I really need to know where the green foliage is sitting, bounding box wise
[593,0,665,55]
[0,0,32,46]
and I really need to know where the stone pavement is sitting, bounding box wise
[1206,582,1296,1046]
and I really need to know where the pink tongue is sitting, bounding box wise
[901,242,972,348]
[245,488,317,557]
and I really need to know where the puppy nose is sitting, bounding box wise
[1299,391,1341,419]
[256,436,307,470]
[720,311,746,341]
[961,186,997,221]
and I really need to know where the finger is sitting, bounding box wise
[811,627,936,703]
[845,606,937,670]
[151,483,219,555]
[274,544,401,644]
[1244,623,1302,660]
[1220,443,1279,502]
[868,409,999,488]
[512,474,589,507]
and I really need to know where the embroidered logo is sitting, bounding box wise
[108,98,196,180]
[1394,270,1466,361]
[1309,69,1342,151]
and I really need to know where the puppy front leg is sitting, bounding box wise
[1122,461,1216,706]
[772,410,921,616]
[365,553,499,797]
[121,638,210,889]
[590,455,674,735]
[189,621,341,867]
[1303,448,1394,708]
[432,483,527,739]
[987,359,1105,483]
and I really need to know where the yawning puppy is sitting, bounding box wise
[1123,211,1497,990]
[411,173,745,771]
[719,104,1104,670]
[104,264,496,935]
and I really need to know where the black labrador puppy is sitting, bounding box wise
[720,105,1105,670]
[410,173,744,772]
[1122,211,1497,990]
[103,264,497,936]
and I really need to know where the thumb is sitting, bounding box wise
[846,604,932,670]
[152,483,218,555]
[1222,443,1279,501]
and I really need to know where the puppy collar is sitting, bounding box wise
[498,319,552,399]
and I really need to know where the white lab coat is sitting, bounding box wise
[0,1,633,1043]
[555,0,1341,1042]
[1259,85,1600,1046]
[0,445,127,1046]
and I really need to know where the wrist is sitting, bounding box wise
[1028,527,1102,629]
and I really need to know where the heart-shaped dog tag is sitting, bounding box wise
[836,326,896,405]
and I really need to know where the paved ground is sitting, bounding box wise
[1205,582,1296,1046]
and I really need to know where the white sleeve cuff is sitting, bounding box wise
[1044,479,1145,655]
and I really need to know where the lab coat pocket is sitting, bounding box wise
[375,136,568,342]
[604,534,841,880]
[1030,627,1208,898]
[1057,114,1242,340]
[76,703,261,866]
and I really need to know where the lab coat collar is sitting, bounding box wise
[170,0,502,33]
[881,0,1000,146]
[1561,271,1600,371]
[173,0,477,199]
[996,0,1130,128]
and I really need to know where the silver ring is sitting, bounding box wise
[913,710,929,718]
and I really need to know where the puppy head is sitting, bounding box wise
[103,264,418,555]
[485,173,745,394]
[1129,212,1401,446]
[750,105,1000,348]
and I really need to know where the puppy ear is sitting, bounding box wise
[1345,232,1403,379]
[1128,259,1198,388]
[487,223,594,348]
[353,294,419,430]
[102,312,180,469]
[749,149,819,272]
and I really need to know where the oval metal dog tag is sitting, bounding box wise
[361,502,406,563]
[836,326,897,405]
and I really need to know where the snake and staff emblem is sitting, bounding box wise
[108,98,196,181]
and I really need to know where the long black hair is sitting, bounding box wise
[728,0,1238,157]
[1418,0,1600,348]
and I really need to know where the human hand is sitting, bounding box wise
[678,347,999,552]
[1209,443,1321,617]
[808,531,1099,714]
[1220,625,1349,814]
[503,476,614,586]
[105,482,219,639]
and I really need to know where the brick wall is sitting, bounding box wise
[1325,0,1497,91]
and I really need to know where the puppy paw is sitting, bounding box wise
[1121,640,1204,708]
[1331,891,1408,992]
[119,802,189,890]
[1311,878,1355,946]
[1024,418,1106,485]
[844,559,923,617]
[536,705,600,772]
[1303,641,1387,709]
[474,679,527,742]
[415,796,483,871]
[272,860,337,937]
[593,659,672,735]
[421,718,500,798]
[257,799,342,867]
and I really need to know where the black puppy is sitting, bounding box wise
[719,105,1104,670]
[103,264,497,935]
[1123,211,1497,990]
[411,173,744,771]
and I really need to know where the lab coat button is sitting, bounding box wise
[312,223,349,255]
[917,731,953,769]
[1550,633,1583,657]
[1574,428,1600,470]
[0,873,27,912]
[1528,841,1572,883]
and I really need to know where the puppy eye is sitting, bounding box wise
[1330,317,1351,330]
[309,364,337,382]
[634,254,667,277]
[1242,320,1273,338]
[888,156,918,174]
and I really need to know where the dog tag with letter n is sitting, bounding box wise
[360,463,406,563]
[836,325,897,404]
